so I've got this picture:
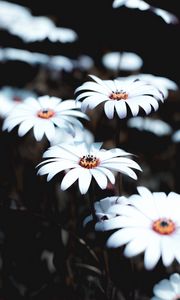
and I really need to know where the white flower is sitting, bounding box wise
[172,130,180,143]
[83,195,130,227]
[0,1,78,43]
[127,117,172,136]
[0,86,37,118]
[48,56,73,72]
[102,52,143,72]
[0,48,73,72]
[37,142,142,194]
[72,55,94,71]
[50,126,94,146]
[98,186,180,270]
[10,16,78,44]
[75,75,164,119]
[3,96,88,142]
[152,273,180,300]
[0,47,49,66]
[112,0,179,24]
[118,74,178,99]
[0,1,31,28]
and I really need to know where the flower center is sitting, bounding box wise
[109,90,128,101]
[152,218,175,235]
[13,96,22,102]
[79,155,100,169]
[37,109,55,119]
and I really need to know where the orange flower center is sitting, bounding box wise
[109,91,128,101]
[79,155,100,169]
[152,218,175,235]
[37,109,55,119]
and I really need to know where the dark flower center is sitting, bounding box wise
[109,90,128,101]
[79,155,100,169]
[37,109,55,119]
[152,218,175,235]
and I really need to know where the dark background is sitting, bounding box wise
[1,0,180,84]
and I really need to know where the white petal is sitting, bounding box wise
[124,235,149,257]
[125,99,139,116]
[60,168,81,190]
[33,120,45,141]
[90,168,108,190]
[115,101,127,119]
[44,121,56,141]
[97,167,115,184]
[78,168,92,194]
[104,101,115,119]
[161,236,175,267]
[18,119,34,136]
[107,228,144,248]
[153,279,176,299]
[144,234,161,270]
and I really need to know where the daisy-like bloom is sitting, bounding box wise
[0,1,78,44]
[127,117,172,137]
[118,74,179,99]
[151,273,180,300]
[172,130,180,143]
[0,1,31,28]
[37,142,142,194]
[97,186,180,270]
[0,86,37,118]
[83,195,130,227]
[102,52,143,72]
[72,55,94,72]
[2,96,88,142]
[50,126,94,147]
[75,75,164,119]
[112,0,179,25]
[0,48,73,72]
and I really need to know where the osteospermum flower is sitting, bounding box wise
[37,142,142,194]
[95,186,180,270]
[75,75,164,119]
[0,86,37,118]
[50,126,94,146]
[3,96,88,142]
[152,273,180,300]
[83,195,130,227]
[127,117,172,137]
[102,51,143,72]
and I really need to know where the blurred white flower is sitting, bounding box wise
[98,186,180,270]
[0,47,74,72]
[172,130,180,143]
[112,0,179,24]
[0,47,49,65]
[102,52,143,72]
[0,1,31,28]
[127,117,172,136]
[75,74,164,119]
[48,55,73,72]
[84,195,130,227]
[118,74,178,99]
[0,1,78,43]
[3,96,88,142]
[0,86,37,118]
[72,55,94,71]
[37,142,142,194]
[50,126,94,146]
[151,273,180,300]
